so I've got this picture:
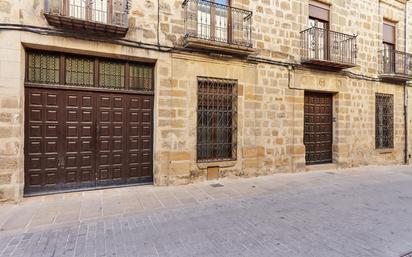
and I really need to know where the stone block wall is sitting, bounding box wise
[0,32,24,201]
[0,0,411,201]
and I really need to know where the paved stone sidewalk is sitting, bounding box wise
[1,165,412,256]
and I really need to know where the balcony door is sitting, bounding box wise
[92,0,108,23]
[308,1,330,61]
[308,17,329,61]
[197,0,230,43]
[383,20,396,74]
[68,0,87,20]
[67,0,109,24]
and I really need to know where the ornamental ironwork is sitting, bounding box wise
[375,93,394,149]
[66,56,95,86]
[28,52,60,84]
[182,0,252,48]
[379,49,412,78]
[46,0,130,26]
[300,27,357,68]
[44,0,130,36]
[197,77,237,162]
[26,51,154,92]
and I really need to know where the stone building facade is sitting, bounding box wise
[0,0,411,201]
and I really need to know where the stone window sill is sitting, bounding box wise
[376,148,394,154]
[197,160,237,169]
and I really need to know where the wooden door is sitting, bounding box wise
[304,92,333,165]
[24,88,154,195]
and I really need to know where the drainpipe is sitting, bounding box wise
[404,0,409,164]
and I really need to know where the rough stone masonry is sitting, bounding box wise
[0,0,411,201]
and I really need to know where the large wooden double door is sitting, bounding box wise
[24,87,153,195]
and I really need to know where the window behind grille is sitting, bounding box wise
[129,64,154,91]
[375,93,394,149]
[66,56,95,86]
[26,51,154,93]
[197,77,237,162]
[99,61,125,89]
[27,52,60,84]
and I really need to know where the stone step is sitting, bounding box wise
[306,163,338,172]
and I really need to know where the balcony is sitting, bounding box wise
[378,49,412,82]
[182,0,253,56]
[300,27,357,70]
[44,0,129,37]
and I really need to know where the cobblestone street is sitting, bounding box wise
[1,165,412,257]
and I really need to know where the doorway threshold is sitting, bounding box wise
[306,163,338,172]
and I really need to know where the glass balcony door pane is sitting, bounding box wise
[214,0,228,43]
[197,1,211,40]
[197,0,229,43]
[69,0,87,19]
[92,0,108,23]
[308,18,328,61]
[383,43,395,73]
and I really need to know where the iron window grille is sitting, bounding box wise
[26,51,154,92]
[197,77,237,162]
[99,61,125,89]
[66,56,95,86]
[27,52,60,84]
[375,93,394,149]
[129,64,154,91]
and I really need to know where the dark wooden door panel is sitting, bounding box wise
[61,91,96,190]
[25,89,63,194]
[24,87,154,195]
[127,95,154,182]
[304,92,333,165]
[96,93,127,186]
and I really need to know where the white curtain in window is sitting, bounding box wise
[92,0,108,23]
[69,0,86,19]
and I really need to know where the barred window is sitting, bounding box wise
[197,77,237,162]
[27,52,60,84]
[375,93,394,149]
[26,51,154,92]
[99,61,125,89]
[130,64,153,91]
[66,56,94,86]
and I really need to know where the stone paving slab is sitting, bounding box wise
[0,165,412,256]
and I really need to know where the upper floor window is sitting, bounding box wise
[197,0,230,43]
[378,20,412,80]
[308,1,330,61]
[182,0,253,54]
[44,0,129,37]
[309,1,330,29]
[382,20,397,73]
[68,0,108,23]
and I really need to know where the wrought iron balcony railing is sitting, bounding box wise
[300,27,357,69]
[379,49,412,81]
[44,0,130,36]
[182,0,253,54]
